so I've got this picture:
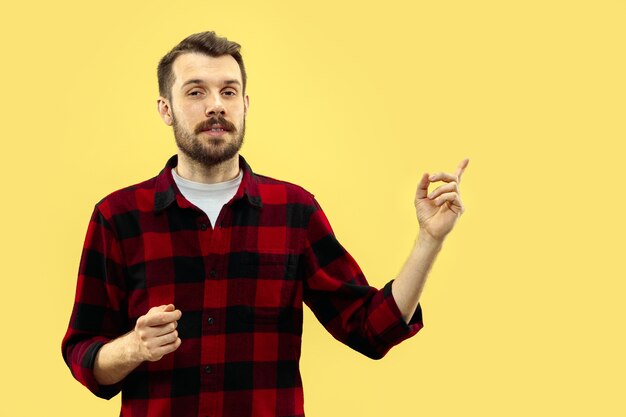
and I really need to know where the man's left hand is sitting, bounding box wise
[414,158,469,242]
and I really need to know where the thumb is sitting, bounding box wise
[415,173,430,200]
[148,304,175,314]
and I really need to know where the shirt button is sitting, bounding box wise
[200,223,208,231]
[204,365,212,374]
[209,269,217,277]
[207,317,214,325]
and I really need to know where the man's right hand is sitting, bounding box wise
[132,304,182,362]
[94,304,182,385]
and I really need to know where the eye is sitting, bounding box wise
[188,89,203,96]
[222,90,237,96]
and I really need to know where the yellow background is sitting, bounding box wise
[1,0,624,415]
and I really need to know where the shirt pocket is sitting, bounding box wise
[238,305,292,325]
[227,252,301,324]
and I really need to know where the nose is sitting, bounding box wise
[205,94,226,117]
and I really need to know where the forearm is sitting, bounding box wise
[392,232,444,323]
[93,330,143,386]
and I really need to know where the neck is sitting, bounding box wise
[175,153,240,184]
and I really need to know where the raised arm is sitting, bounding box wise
[392,158,469,323]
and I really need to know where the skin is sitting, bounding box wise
[93,51,469,385]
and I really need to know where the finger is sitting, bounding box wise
[415,172,430,199]
[455,158,469,184]
[429,172,459,183]
[143,309,182,327]
[148,304,175,314]
[142,328,179,349]
[427,182,459,201]
[149,329,179,348]
[148,321,179,337]
[146,337,182,362]
[434,192,464,212]
[153,337,182,357]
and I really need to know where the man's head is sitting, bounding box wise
[157,31,249,167]
[157,31,247,101]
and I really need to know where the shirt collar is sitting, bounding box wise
[154,154,262,212]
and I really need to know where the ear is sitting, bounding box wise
[243,94,250,117]
[157,96,174,126]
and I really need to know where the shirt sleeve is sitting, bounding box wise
[61,205,128,399]
[301,197,424,360]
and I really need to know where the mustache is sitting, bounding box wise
[194,116,237,134]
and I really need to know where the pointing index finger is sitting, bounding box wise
[455,158,469,183]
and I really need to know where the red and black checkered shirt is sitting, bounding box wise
[62,154,424,417]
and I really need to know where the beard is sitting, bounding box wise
[172,113,245,166]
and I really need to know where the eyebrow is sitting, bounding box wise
[180,79,242,89]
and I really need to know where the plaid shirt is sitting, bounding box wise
[62,155,424,417]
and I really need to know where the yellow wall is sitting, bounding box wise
[1,0,624,415]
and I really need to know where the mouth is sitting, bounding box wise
[202,124,230,136]
[204,124,229,131]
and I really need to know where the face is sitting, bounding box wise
[158,53,249,166]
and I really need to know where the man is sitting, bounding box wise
[62,31,468,417]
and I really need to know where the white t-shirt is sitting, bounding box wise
[171,168,243,227]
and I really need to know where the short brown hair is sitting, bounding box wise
[157,31,247,100]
